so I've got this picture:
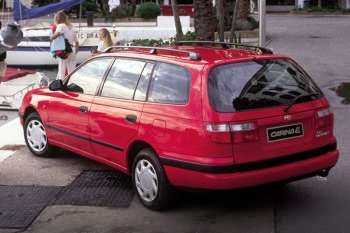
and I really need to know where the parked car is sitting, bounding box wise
[19,42,339,210]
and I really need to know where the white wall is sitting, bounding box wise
[157,16,191,29]
[297,0,304,8]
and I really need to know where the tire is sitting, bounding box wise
[132,148,173,211]
[24,112,53,157]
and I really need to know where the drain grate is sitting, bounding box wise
[54,170,134,208]
[0,186,62,229]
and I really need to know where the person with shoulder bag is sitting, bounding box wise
[0,21,23,84]
[50,11,79,80]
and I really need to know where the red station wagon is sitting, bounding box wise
[19,42,339,210]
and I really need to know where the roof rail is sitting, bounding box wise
[175,41,273,55]
[103,46,201,61]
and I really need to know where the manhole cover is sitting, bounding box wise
[54,170,134,208]
[0,186,62,229]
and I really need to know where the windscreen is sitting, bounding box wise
[208,59,322,112]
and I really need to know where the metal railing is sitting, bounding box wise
[0,83,36,109]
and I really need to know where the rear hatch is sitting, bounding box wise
[206,58,334,164]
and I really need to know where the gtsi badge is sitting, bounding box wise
[267,123,304,142]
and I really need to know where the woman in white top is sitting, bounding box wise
[92,28,113,54]
[50,11,79,80]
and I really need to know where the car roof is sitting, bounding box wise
[96,45,287,66]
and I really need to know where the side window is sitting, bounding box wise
[66,58,113,95]
[134,63,154,101]
[148,63,190,104]
[101,59,146,100]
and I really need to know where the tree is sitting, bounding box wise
[193,0,216,41]
[235,0,258,30]
[237,0,249,20]
[96,0,110,19]
[32,0,58,7]
[229,0,239,42]
[217,0,225,42]
[171,0,183,41]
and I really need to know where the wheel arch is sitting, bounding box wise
[126,140,159,173]
[23,105,39,122]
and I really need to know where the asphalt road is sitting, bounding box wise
[267,15,350,233]
[0,111,18,127]
[0,15,350,233]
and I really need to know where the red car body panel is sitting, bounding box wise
[89,96,143,167]
[164,150,338,190]
[19,46,339,190]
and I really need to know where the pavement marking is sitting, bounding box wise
[0,150,15,162]
[0,117,25,147]
[0,117,25,162]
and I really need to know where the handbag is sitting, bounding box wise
[50,35,72,59]
[64,38,72,54]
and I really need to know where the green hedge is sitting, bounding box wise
[112,5,134,18]
[137,2,161,19]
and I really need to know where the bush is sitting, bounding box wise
[131,39,169,46]
[137,2,161,19]
[181,31,196,41]
[112,5,134,18]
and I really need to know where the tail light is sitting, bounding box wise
[206,122,258,144]
[206,123,231,143]
[315,108,333,137]
[230,123,258,143]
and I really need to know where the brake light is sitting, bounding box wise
[206,123,231,143]
[315,108,333,137]
[230,123,258,143]
[206,122,258,144]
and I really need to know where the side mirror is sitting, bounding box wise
[49,79,64,91]
[66,83,84,93]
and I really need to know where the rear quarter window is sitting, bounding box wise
[148,63,190,104]
[208,59,322,112]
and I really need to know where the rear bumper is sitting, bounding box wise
[162,145,339,190]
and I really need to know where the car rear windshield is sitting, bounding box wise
[208,59,323,112]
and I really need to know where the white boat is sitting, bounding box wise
[6,26,118,67]
[7,0,194,67]
[7,0,121,67]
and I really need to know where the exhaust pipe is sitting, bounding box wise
[318,169,330,178]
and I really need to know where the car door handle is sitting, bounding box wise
[79,106,89,113]
[125,114,137,123]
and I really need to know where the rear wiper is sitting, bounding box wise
[284,93,319,113]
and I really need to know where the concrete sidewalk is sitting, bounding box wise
[0,148,275,233]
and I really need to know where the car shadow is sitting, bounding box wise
[172,184,284,211]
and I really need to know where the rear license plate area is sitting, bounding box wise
[267,123,304,142]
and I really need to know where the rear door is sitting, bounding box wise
[89,58,153,167]
[207,58,331,164]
